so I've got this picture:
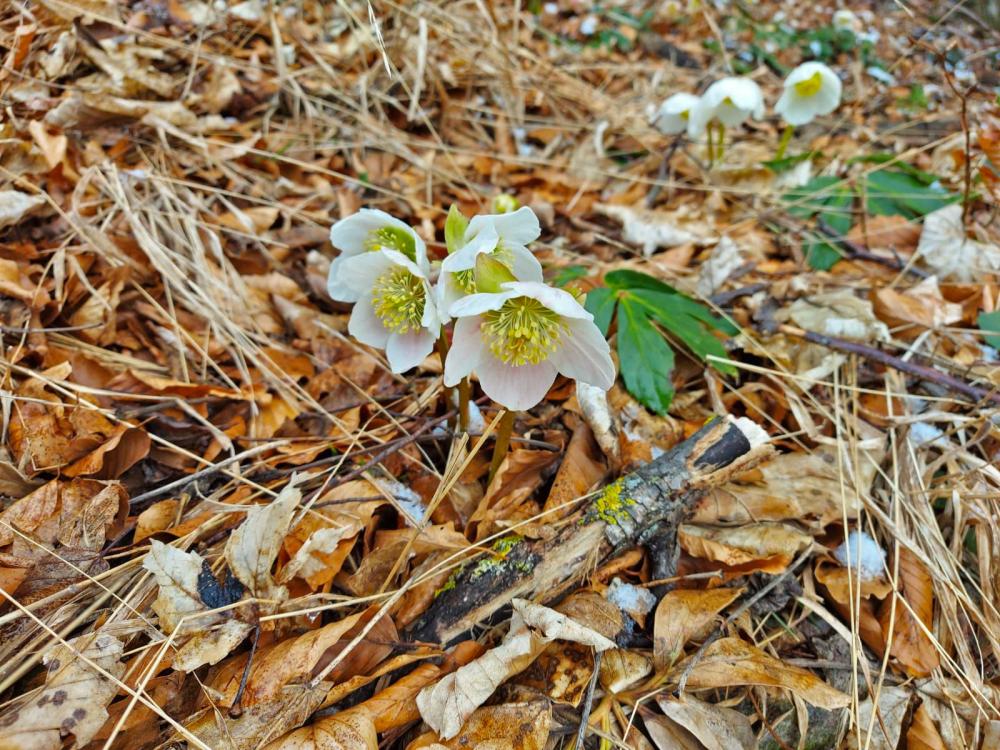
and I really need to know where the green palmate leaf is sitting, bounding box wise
[552,265,588,287]
[805,240,843,271]
[584,287,618,336]
[444,204,468,254]
[783,176,842,219]
[862,169,956,219]
[617,297,675,415]
[589,270,737,413]
[978,310,1000,349]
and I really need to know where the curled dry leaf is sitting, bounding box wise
[0,633,124,750]
[407,700,551,750]
[596,203,715,256]
[599,648,652,692]
[416,598,614,739]
[225,479,300,603]
[675,637,850,710]
[916,204,1000,282]
[879,545,939,677]
[0,190,47,229]
[906,702,947,750]
[678,522,812,574]
[656,695,755,750]
[815,557,893,603]
[653,587,742,670]
[133,498,179,544]
[543,421,607,516]
[872,276,963,331]
[142,539,216,634]
[575,381,620,464]
[260,706,377,750]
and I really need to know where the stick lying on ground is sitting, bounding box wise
[407,415,773,645]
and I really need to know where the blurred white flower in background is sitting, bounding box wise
[688,76,765,135]
[832,9,860,33]
[654,92,702,136]
[775,61,842,126]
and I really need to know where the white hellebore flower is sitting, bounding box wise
[438,206,543,314]
[333,242,441,374]
[444,278,615,411]
[327,209,426,300]
[775,62,843,126]
[688,77,765,136]
[832,9,860,33]
[654,93,702,136]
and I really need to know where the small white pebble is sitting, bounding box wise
[580,15,598,36]
[605,577,657,619]
[833,531,886,581]
[544,2,558,14]
[909,421,948,448]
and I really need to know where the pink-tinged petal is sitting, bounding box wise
[477,357,558,411]
[385,329,436,373]
[330,209,407,254]
[507,245,544,282]
[502,281,592,320]
[444,317,486,386]
[327,255,361,302]
[348,298,390,349]
[448,290,517,319]
[336,251,395,292]
[441,227,500,273]
[550,318,616,390]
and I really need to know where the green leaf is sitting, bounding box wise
[819,185,854,235]
[863,170,956,219]
[978,310,1000,349]
[584,287,617,336]
[762,150,817,173]
[617,298,675,414]
[604,269,679,295]
[630,288,738,335]
[552,265,588,287]
[783,176,842,218]
[630,290,736,374]
[805,239,843,271]
[444,204,468,254]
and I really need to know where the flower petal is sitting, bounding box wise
[502,281,592,320]
[336,251,395,293]
[507,245,544,282]
[477,357,557,411]
[448,290,518,319]
[385,329,436,373]
[441,227,500,273]
[444,316,486,386]
[420,279,441,333]
[550,318,616,390]
[330,209,411,254]
[327,254,360,302]
[348,298,390,349]
[467,206,540,246]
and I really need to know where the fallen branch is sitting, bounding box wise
[407,416,773,645]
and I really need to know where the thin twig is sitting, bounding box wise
[575,650,604,750]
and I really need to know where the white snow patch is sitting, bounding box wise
[833,531,886,581]
[605,577,656,619]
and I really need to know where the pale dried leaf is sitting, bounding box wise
[917,204,1000,281]
[0,633,124,750]
[596,204,715,256]
[846,686,909,750]
[173,619,253,673]
[653,588,742,670]
[657,696,755,750]
[142,539,214,634]
[0,190,46,229]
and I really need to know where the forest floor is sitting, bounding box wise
[0,0,999,748]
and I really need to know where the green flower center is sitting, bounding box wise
[481,296,565,366]
[364,226,417,262]
[793,71,823,98]
[454,268,476,293]
[372,267,425,333]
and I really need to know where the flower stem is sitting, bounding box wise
[775,124,794,160]
[458,377,471,433]
[437,331,456,430]
[706,123,715,168]
[487,410,516,487]
[715,122,726,162]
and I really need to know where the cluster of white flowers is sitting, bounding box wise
[654,61,843,138]
[327,204,615,411]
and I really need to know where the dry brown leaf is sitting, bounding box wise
[906,702,947,750]
[653,587,742,670]
[543,421,606,516]
[0,633,124,750]
[416,598,614,739]
[142,540,217,635]
[678,522,812,573]
[63,425,150,479]
[407,701,550,750]
[0,190,46,229]
[134,499,179,544]
[879,546,939,677]
[225,479,300,603]
[261,706,377,750]
[676,637,850,709]
[847,686,910,750]
[872,276,963,331]
[815,557,893,603]
[656,695,755,750]
[600,648,652,692]
[640,705,705,750]
[0,478,128,551]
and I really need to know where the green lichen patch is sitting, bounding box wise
[592,479,636,526]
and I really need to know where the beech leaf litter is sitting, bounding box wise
[0,1,998,749]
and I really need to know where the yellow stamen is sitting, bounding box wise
[372,267,425,333]
[793,71,823,98]
[454,268,476,293]
[481,297,565,366]
[364,226,417,261]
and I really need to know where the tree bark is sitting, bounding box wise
[407,416,774,645]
